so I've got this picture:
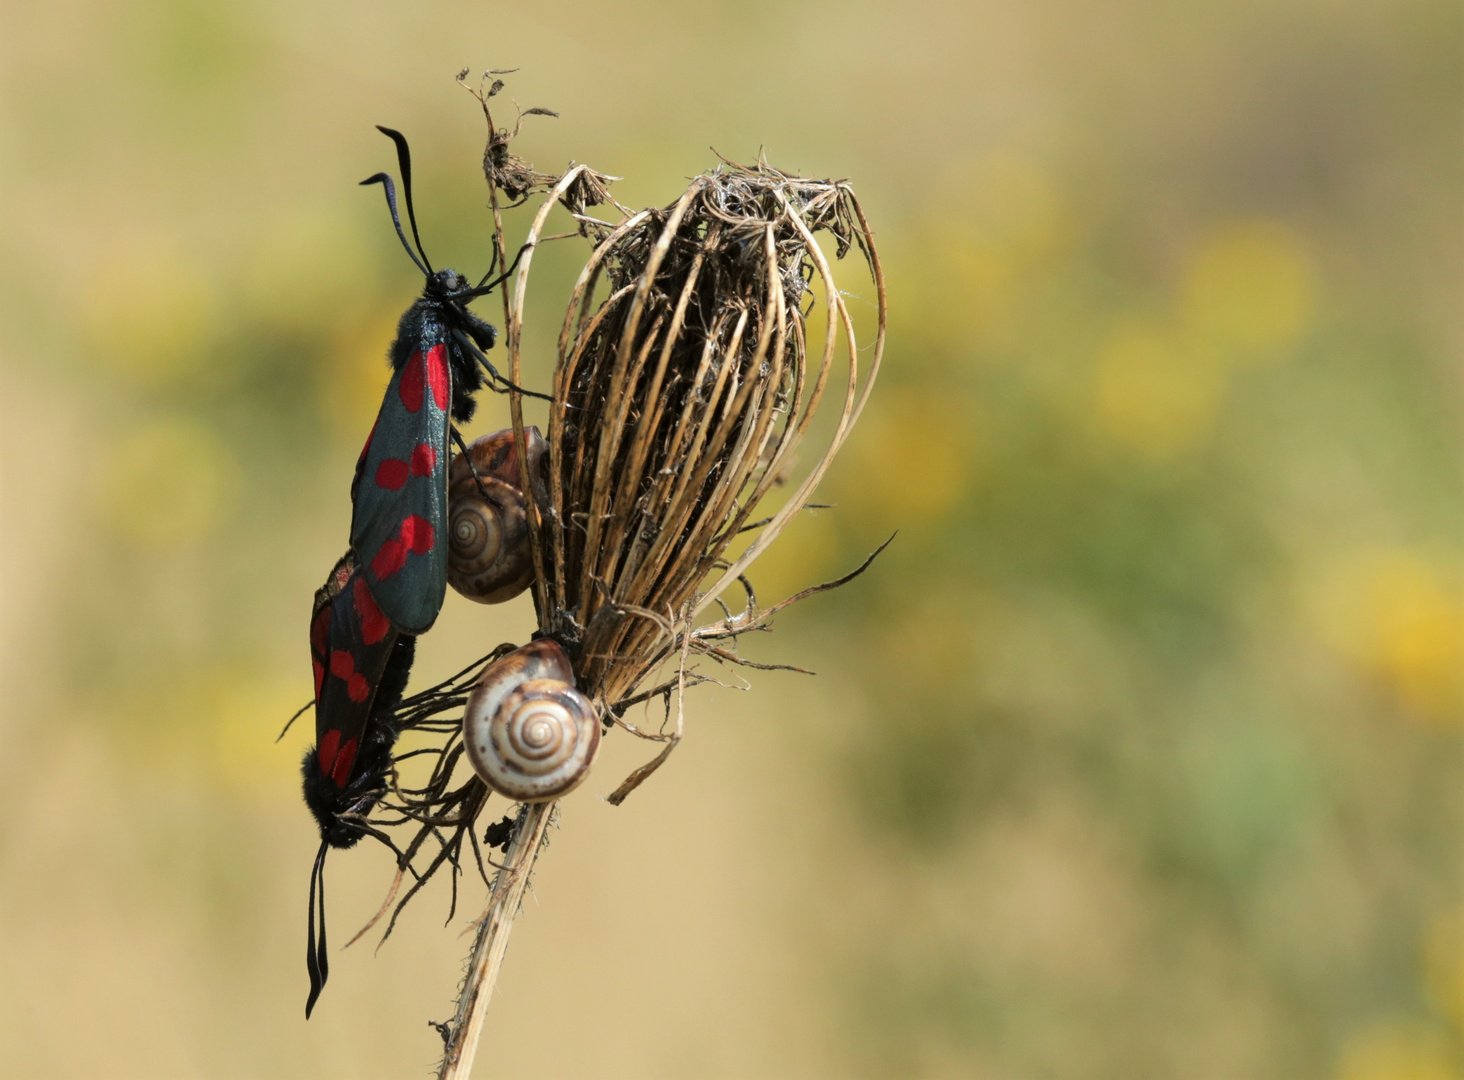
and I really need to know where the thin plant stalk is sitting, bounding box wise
[434,84,560,1079]
[436,800,554,1080]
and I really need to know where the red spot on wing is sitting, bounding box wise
[403,514,434,554]
[426,344,449,410]
[329,647,372,704]
[353,577,391,645]
[318,729,340,777]
[375,445,434,493]
[369,515,436,581]
[330,738,359,787]
[399,350,425,413]
[312,659,325,700]
[375,458,409,491]
[371,539,406,581]
[369,538,406,580]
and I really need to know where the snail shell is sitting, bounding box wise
[446,427,549,605]
[446,474,532,603]
[463,639,600,802]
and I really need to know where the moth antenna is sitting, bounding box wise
[475,241,501,289]
[374,126,433,273]
[304,841,329,1018]
[360,172,431,278]
[457,243,529,300]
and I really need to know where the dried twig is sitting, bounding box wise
[436,802,554,1080]
[606,604,694,805]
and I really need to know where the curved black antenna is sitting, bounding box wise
[447,242,530,303]
[375,126,433,273]
[360,172,431,278]
[474,239,501,289]
[304,840,329,1018]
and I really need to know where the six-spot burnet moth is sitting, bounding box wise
[301,552,417,1017]
[350,125,548,636]
[298,126,546,1018]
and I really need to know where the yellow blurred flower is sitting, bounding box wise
[743,389,974,600]
[1093,219,1317,459]
[1093,318,1226,458]
[957,152,1069,266]
[1308,549,1464,728]
[876,592,987,690]
[82,242,219,386]
[842,387,975,523]
[1181,219,1318,361]
[1337,1021,1460,1080]
[103,415,236,548]
[1372,558,1464,724]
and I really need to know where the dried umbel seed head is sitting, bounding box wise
[462,639,599,802]
[446,427,549,605]
[512,163,883,707]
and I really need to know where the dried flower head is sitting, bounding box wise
[458,69,561,203]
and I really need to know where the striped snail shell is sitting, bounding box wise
[446,427,548,605]
[462,639,600,802]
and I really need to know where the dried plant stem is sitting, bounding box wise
[436,801,554,1080]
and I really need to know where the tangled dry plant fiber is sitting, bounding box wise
[517,157,886,712]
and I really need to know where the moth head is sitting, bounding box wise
[429,268,469,296]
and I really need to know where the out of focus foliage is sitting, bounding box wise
[801,160,1463,1077]
[0,0,1457,1077]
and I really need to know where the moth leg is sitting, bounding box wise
[450,328,552,402]
[460,310,498,352]
[276,698,314,743]
[450,426,492,501]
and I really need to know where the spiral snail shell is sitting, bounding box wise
[446,427,549,604]
[462,639,600,802]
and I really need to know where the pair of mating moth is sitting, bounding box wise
[299,128,597,1018]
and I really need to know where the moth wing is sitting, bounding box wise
[312,563,401,790]
[349,418,378,509]
[309,553,354,707]
[349,333,452,634]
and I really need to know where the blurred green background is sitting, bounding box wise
[1,1,1460,1077]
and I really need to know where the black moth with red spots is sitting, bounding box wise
[349,125,544,637]
[302,553,412,847]
[300,552,416,1018]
